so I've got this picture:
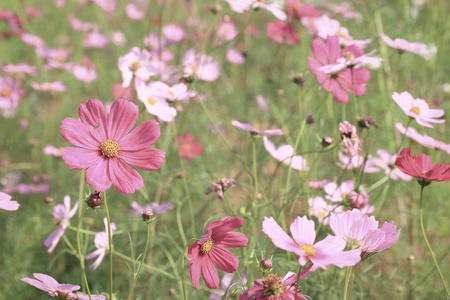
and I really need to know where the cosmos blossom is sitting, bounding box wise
[380,33,429,56]
[128,201,173,216]
[395,148,450,185]
[266,20,300,45]
[188,216,248,289]
[263,136,309,171]
[86,218,117,271]
[395,123,450,154]
[308,35,371,104]
[262,216,361,273]
[392,91,445,128]
[61,99,165,194]
[31,81,66,92]
[238,272,307,300]
[118,47,160,88]
[21,273,80,298]
[176,134,204,160]
[0,192,20,211]
[232,120,283,136]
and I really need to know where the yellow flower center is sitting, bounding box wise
[410,106,421,115]
[168,90,174,98]
[200,238,215,254]
[298,244,316,257]
[100,139,120,158]
[344,52,355,61]
[147,97,156,105]
[1,88,11,97]
[262,274,283,297]
[129,61,141,72]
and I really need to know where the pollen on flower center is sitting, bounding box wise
[100,139,120,158]
[344,52,355,61]
[410,106,421,115]
[200,238,215,254]
[262,274,283,297]
[1,88,10,97]
[147,97,156,105]
[345,237,362,250]
[168,90,174,97]
[129,61,141,72]
[298,244,316,256]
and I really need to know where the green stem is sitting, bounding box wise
[113,250,176,279]
[181,238,197,300]
[252,138,259,216]
[419,186,450,298]
[343,266,353,300]
[126,223,152,300]
[223,193,236,216]
[395,118,412,154]
[103,191,114,300]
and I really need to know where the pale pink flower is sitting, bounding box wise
[61,99,165,194]
[2,63,37,76]
[321,2,361,19]
[252,1,287,20]
[54,0,67,8]
[0,192,20,211]
[67,14,98,32]
[366,149,412,181]
[93,0,116,13]
[263,136,309,171]
[143,81,194,101]
[31,81,66,92]
[286,0,320,19]
[188,216,248,289]
[44,145,63,157]
[44,195,78,253]
[20,33,45,48]
[163,24,185,42]
[217,21,238,41]
[339,121,361,156]
[183,48,220,82]
[255,94,268,111]
[126,3,145,20]
[393,91,445,128]
[112,82,133,101]
[75,294,106,300]
[395,123,450,154]
[0,76,25,116]
[21,273,80,298]
[128,201,173,216]
[110,31,126,46]
[232,120,283,136]
[330,209,400,256]
[36,47,71,62]
[71,58,98,83]
[118,47,160,87]
[136,80,177,122]
[262,216,361,272]
[143,33,168,51]
[238,272,306,300]
[308,196,341,225]
[209,272,247,300]
[336,152,365,170]
[86,218,117,271]
[266,20,299,45]
[83,32,109,49]
[308,179,331,189]
[226,48,246,65]
[380,33,429,56]
[224,0,254,13]
[324,180,355,202]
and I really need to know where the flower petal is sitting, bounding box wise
[78,99,108,140]
[108,99,138,141]
[119,148,165,171]
[262,216,297,252]
[290,216,316,245]
[62,147,102,170]
[85,159,112,192]
[208,246,239,273]
[201,257,220,289]
[60,118,100,150]
[119,120,161,150]
[109,158,144,194]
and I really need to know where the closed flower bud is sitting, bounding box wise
[346,191,368,209]
[87,191,102,208]
[321,136,332,147]
[142,210,155,222]
[306,114,315,124]
[260,258,273,270]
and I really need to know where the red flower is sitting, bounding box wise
[395,148,450,185]
[176,134,204,160]
[307,36,371,104]
[187,216,248,289]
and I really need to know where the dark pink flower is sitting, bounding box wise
[188,216,248,289]
[176,134,204,160]
[61,99,165,194]
[286,0,320,19]
[266,20,300,45]
[308,36,371,103]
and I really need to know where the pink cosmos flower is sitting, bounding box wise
[209,272,247,300]
[217,21,238,42]
[20,33,45,48]
[128,201,173,216]
[183,48,220,82]
[395,123,450,154]
[339,121,361,156]
[308,36,371,103]
[0,192,20,211]
[118,47,160,88]
[226,48,246,65]
[86,218,117,271]
[2,63,37,76]
[83,32,109,49]
[262,216,361,272]
[163,24,185,42]
[93,0,116,13]
[44,144,63,157]
[366,149,412,181]
[31,81,66,92]
[286,0,320,19]
[395,148,450,185]
[188,216,248,289]
[255,94,268,111]
[393,91,445,128]
[238,272,307,300]
[136,80,177,122]
[144,81,194,102]
[126,3,146,20]
[324,180,355,202]
[330,209,400,256]
[308,179,331,189]
[318,47,382,75]
[380,33,429,55]
[110,31,126,46]
[232,120,283,136]
[143,33,168,51]
[225,0,287,20]
[61,99,165,194]
[266,20,300,45]
[67,14,98,32]
[72,63,98,83]
[44,195,78,253]
[0,76,25,117]
[336,152,365,170]
[75,294,106,300]
[263,136,309,171]
[21,273,80,298]
[176,134,204,160]
[308,196,341,225]
[36,46,71,62]
[113,82,133,101]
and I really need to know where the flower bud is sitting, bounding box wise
[142,210,155,223]
[321,136,332,147]
[346,191,368,209]
[87,191,102,208]
[306,114,315,124]
[260,258,273,270]
[45,197,54,204]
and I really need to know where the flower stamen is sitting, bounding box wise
[298,244,316,257]
[100,139,120,158]
[200,238,215,254]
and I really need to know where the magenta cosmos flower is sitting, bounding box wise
[393,91,445,128]
[238,272,307,300]
[0,192,20,211]
[188,216,248,289]
[21,273,80,298]
[308,35,371,104]
[262,216,361,273]
[395,148,450,186]
[61,99,165,194]
[266,20,300,45]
